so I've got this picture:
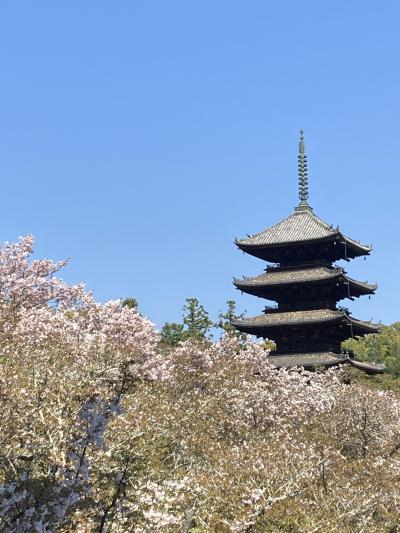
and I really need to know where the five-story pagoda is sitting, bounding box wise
[232,132,383,373]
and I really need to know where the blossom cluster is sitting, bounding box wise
[0,236,159,531]
[1,236,400,532]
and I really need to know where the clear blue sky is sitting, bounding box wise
[0,1,399,329]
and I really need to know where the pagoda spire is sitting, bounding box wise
[298,130,309,207]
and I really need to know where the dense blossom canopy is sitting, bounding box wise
[1,236,400,532]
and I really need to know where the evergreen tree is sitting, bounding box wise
[216,299,245,339]
[183,297,213,340]
[342,322,400,376]
[160,322,185,346]
[122,297,138,309]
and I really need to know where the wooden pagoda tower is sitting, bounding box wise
[233,131,383,373]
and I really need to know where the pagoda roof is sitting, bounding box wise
[268,352,347,368]
[233,309,380,332]
[235,206,371,257]
[347,358,386,374]
[234,266,377,293]
[267,352,384,373]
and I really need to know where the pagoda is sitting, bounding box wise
[232,131,383,373]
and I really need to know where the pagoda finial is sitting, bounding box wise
[298,130,309,206]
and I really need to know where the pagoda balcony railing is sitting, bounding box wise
[263,305,279,313]
[265,260,336,272]
[278,301,338,312]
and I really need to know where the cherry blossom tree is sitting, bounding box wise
[1,236,400,532]
[0,236,159,531]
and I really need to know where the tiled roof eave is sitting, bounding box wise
[234,267,341,288]
[341,234,372,254]
[267,353,385,373]
[234,317,342,329]
[348,359,385,374]
[267,352,347,368]
[235,232,340,249]
[343,275,378,293]
[233,310,380,331]
[234,273,376,292]
[233,311,345,329]
[347,316,381,332]
[236,232,371,254]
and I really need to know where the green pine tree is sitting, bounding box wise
[160,322,186,346]
[183,297,213,340]
[216,299,246,339]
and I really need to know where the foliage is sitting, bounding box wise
[160,298,214,346]
[262,338,277,352]
[216,299,246,340]
[0,236,159,531]
[122,297,138,309]
[2,236,400,531]
[182,297,213,340]
[162,298,248,346]
[343,323,400,376]
[160,322,186,347]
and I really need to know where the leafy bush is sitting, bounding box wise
[343,323,400,376]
